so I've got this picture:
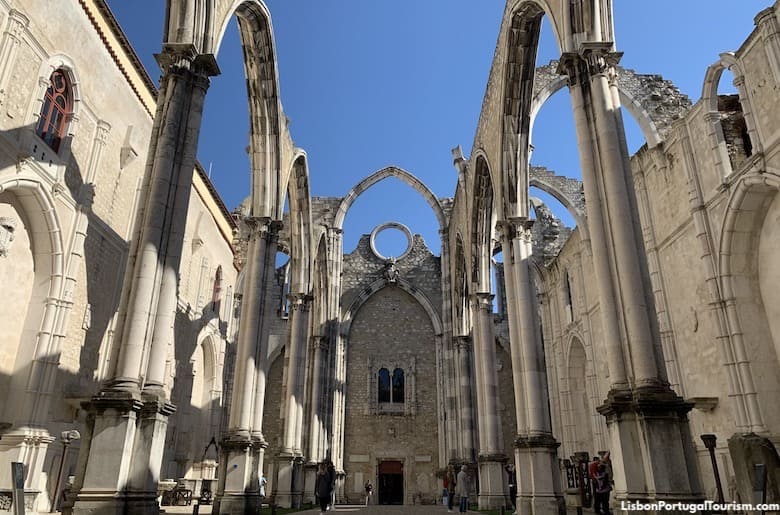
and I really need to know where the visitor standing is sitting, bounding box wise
[445,464,457,512]
[326,459,336,510]
[588,456,601,505]
[505,463,517,514]
[455,465,470,513]
[364,479,373,505]
[593,463,612,515]
[259,473,267,499]
[315,463,333,515]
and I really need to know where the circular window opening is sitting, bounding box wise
[370,222,413,260]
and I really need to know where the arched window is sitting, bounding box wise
[212,266,223,313]
[378,368,391,403]
[564,269,574,323]
[35,70,71,152]
[391,368,404,403]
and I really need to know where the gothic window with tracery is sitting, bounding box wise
[378,368,391,403]
[212,266,223,313]
[391,368,404,403]
[35,70,71,152]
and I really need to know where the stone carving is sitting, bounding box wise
[383,258,400,283]
[0,217,17,257]
[0,492,10,510]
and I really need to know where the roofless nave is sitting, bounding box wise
[1,1,780,514]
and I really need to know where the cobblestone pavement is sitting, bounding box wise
[162,504,487,514]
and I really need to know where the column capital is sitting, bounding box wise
[470,292,495,312]
[557,44,622,85]
[755,7,780,31]
[454,335,472,350]
[6,10,30,41]
[155,43,221,77]
[245,216,282,241]
[310,335,328,351]
[94,120,112,146]
[288,292,313,311]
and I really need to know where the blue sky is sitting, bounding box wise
[106,1,765,256]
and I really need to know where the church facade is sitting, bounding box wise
[0,0,779,514]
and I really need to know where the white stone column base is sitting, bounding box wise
[477,456,506,510]
[65,393,174,515]
[598,386,704,506]
[274,453,296,508]
[515,435,565,515]
[214,434,265,514]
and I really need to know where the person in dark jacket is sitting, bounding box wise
[315,463,333,515]
[593,464,612,515]
[505,463,517,514]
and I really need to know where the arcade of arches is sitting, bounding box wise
[1,0,780,514]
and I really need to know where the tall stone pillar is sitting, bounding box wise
[504,219,564,515]
[454,335,476,464]
[66,44,218,515]
[215,218,280,514]
[559,46,702,505]
[304,335,327,503]
[275,294,311,508]
[470,293,505,509]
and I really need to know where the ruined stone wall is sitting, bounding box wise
[343,286,440,505]
[0,0,239,503]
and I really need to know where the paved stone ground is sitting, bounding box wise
[162,505,596,515]
[162,504,487,514]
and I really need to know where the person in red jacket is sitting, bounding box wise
[588,456,601,504]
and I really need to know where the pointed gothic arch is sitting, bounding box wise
[340,278,443,338]
[282,151,313,294]
[334,166,445,232]
[471,155,495,293]
[166,0,285,217]
[453,233,470,337]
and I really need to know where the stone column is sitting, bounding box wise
[470,293,505,509]
[454,336,476,464]
[276,294,311,508]
[304,336,327,502]
[215,218,280,515]
[507,219,564,515]
[66,44,218,515]
[559,46,702,505]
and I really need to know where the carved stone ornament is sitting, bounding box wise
[0,217,18,257]
[383,258,400,283]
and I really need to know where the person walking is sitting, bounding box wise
[315,463,333,515]
[455,465,470,513]
[593,463,612,515]
[364,479,373,506]
[259,473,267,499]
[445,464,457,512]
[505,463,517,515]
[326,459,336,510]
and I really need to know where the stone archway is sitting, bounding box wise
[334,166,445,232]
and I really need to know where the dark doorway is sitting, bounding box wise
[378,460,404,505]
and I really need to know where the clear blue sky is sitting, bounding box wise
[106,1,765,256]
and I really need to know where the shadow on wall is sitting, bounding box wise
[0,124,233,508]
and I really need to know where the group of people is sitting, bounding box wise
[314,459,337,515]
[442,464,472,513]
[588,453,613,515]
